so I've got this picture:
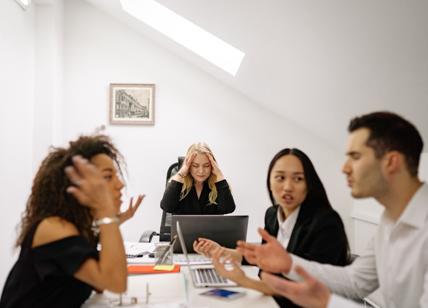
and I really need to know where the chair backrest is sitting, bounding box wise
[159,156,184,241]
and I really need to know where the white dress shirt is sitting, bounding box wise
[276,206,300,248]
[287,183,428,308]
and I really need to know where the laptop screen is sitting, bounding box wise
[171,215,249,253]
[176,221,190,266]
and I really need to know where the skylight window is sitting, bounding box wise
[15,0,31,10]
[120,0,245,76]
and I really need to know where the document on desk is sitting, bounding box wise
[125,241,157,264]
[128,264,180,274]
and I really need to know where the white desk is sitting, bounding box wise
[83,266,277,307]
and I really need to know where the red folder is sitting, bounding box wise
[127,264,181,275]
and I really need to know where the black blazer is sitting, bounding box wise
[160,179,236,214]
[262,204,349,307]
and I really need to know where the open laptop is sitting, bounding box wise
[171,215,249,253]
[176,220,237,288]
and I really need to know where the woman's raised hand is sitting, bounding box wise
[207,154,224,182]
[193,238,222,257]
[65,156,115,216]
[118,194,145,224]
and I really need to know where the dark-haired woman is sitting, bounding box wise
[194,148,349,307]
[0,135,144,308]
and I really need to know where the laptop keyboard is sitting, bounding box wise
[194,268,229,285]
[174,254,212,265]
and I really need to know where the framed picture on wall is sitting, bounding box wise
[109,83,155,125]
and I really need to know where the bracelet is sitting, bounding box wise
[94,216,119,227]
[177,172,185,178]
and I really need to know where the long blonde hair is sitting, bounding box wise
[180,142,218,205]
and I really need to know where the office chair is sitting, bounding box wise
[158,156,184,241]
[139,156,184,243]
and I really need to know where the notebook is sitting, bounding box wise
[176,220,237,288]
[127,264,180,274]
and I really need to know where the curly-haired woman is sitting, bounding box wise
[0,135,144,308]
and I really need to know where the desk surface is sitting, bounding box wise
[83,266,277,307]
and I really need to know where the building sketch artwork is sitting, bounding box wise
[109,84,155,125]
[115,89,150,119]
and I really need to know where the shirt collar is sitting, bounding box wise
[381,182,428,229]
[396,183,428,229]
[277,205,301,235]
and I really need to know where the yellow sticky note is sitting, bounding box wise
[153,265,175,271]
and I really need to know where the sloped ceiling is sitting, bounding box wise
[85,0,428,151]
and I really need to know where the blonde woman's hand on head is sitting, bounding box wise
[65,156,116,217]
[208,154,225,182]
[193,238,222,257]
[118,194,145,224]
[178,151,197,177]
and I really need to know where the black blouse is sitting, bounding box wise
[0,224,98,308]
[160,179,236,214]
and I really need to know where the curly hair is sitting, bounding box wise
[16,134,125,247]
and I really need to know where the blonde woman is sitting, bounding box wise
[160,142,235,214]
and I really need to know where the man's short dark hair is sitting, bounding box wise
[348,111,423,177]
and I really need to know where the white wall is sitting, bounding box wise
[33,0,65,169]
[1,0,426,293]
[421,153,428,182]
[62,0,353,243]
[0,0,35,289]
[0,0,356,291]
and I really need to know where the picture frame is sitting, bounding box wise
[109,83,155,125]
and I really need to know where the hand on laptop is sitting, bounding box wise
[211,247,247,285]
[194,238,243,263]
[193,238,221,257]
